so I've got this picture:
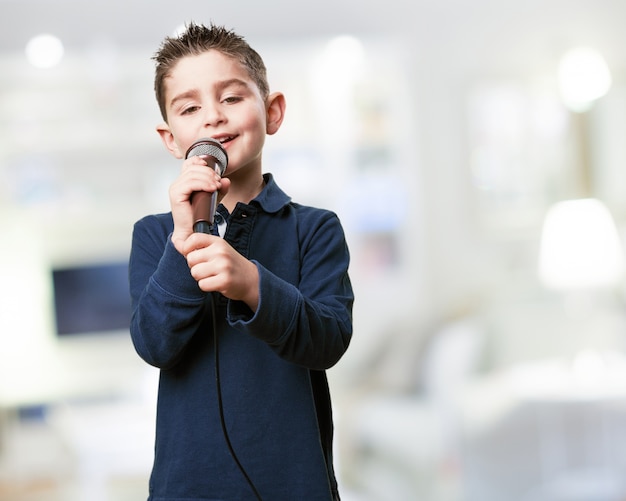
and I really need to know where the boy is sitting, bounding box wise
[128,22,354,501]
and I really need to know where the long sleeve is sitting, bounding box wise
[228,211,353,370]
[129,214,211,369]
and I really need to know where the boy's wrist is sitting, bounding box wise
[171,229,189,255]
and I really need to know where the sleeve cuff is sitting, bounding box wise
[150,234,205,301]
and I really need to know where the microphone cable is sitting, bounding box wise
[210,291,263,501]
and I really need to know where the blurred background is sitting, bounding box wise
[2,0,626,500]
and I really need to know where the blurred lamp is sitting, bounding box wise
[558,47,612,112]
[538,198,624,290]
[25,33,64,69]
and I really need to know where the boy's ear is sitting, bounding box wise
[156,122,184,159]
[266,92,286,135]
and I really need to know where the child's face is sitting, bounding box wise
[158,50,270,177]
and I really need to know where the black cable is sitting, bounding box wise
[211,291,263,501]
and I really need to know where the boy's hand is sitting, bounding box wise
[183,233,260,312]
[168,156,230,254]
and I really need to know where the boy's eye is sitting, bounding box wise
[181,105,199,115]
[223,96,242,104]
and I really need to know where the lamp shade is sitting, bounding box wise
[538,198,624,290]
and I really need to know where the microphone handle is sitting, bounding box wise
[191,155,221,234]
[193,221,212,234]
[192,190,219,234]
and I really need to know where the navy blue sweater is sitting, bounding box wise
[129,174,353,501]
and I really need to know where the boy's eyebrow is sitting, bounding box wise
[216,78,250,91]
[169,90,198,108]
[168,78,251,108]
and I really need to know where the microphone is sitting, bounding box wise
[185,138,228,234]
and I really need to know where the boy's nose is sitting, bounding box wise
[203,104,225,126]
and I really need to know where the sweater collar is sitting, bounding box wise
[250,173,292,214]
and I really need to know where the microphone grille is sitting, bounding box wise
[185,138,228,175]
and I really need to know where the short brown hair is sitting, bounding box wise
[152,22,270,122]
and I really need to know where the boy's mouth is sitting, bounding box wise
[214,135,236,145]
